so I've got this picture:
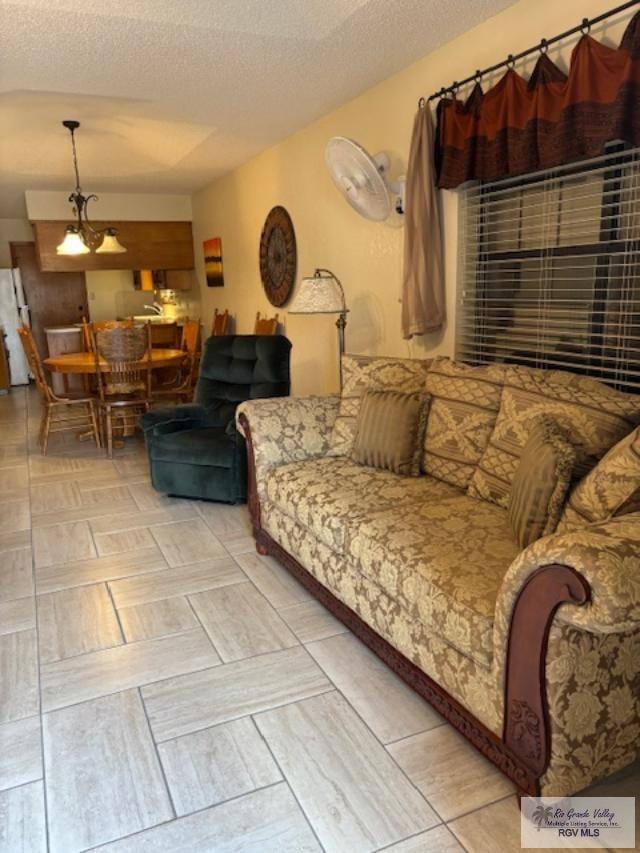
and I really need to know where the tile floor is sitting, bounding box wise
[0,387,637,852]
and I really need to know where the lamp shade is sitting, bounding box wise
[96,229,127,254]
[56,227,90,255]
[289,274,346,314]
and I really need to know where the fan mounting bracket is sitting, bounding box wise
[373,152,390,175]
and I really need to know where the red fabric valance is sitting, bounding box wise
[435,11,640,188]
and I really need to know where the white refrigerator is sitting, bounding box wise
[0,268,30,385]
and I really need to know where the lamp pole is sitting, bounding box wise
[313,268,347,388]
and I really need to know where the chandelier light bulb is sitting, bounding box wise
[56,226,90,255]
[95,229,127,254]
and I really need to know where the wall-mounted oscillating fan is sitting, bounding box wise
[325,136,405,222]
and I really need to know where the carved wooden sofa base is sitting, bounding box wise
[240,413,591,797]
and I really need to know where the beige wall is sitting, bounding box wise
[191,0,632,395]
[86,270,136,321]
[0,219,32,267]
[25,191,192,221]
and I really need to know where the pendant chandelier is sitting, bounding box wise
[56,120,126,256]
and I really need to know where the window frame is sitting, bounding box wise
[456,143,640,392]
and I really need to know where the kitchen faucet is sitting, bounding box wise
[143,303,164,316]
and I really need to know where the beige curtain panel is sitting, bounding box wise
[402,105,445,339]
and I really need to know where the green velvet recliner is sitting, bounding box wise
[139,334,291,503]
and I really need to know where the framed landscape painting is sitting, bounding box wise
[203,237,224,287]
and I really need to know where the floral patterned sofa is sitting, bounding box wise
[236,354,640,798]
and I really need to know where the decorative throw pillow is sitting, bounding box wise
[422,357,506,488]
[351,389,430,476]
[508,416,576,548]
[328,354,430,457]
[469,364,640,508]
[556,425,640,533]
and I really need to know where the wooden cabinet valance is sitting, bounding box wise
[32,220,194,273]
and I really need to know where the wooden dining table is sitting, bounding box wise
[43,348,188,445]
[43,348,186,374]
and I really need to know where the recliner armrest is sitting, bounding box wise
[139,404,210,435]
[150,417,204,437]
[225,419,242,437]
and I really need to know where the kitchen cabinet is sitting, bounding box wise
[32,221,194,273]
[133,269,195,291]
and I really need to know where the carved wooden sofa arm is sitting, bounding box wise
[495,513,640,788]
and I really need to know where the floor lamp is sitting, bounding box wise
[289,268,349,387]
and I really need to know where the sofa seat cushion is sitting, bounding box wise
[261,500,501,732]
[150,428,238,468]
[264,457,461,553]
[347,495,520,667]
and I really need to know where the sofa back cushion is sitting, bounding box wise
[351,389,430,476]
[557,425,640,533]
[328,354,430,457]
[195,335,292,427]
[508,416,576,547]
[422,358,506,488]
[468,364,640,508]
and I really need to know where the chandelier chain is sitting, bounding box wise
[57,119,126,255]
[68,126,82,193]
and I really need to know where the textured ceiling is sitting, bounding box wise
[0,0,517,216]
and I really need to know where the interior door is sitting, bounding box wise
[10,242,88,358]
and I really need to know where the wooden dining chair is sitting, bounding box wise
[81,317,93,353]
[93,323,152,457]
[254,312,279,335]
[81,319,135,353]
[17,326,101,455]
[211,309,230,336]
[149,321,179,348]
[180,319,201,355]
[151,318,201,405]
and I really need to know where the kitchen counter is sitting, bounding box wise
[116,316,187,324]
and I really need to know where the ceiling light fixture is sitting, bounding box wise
[56,120,127,256]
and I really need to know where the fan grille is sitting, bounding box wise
[326,137,390,221]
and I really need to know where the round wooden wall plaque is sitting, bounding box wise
[259,206,297,307]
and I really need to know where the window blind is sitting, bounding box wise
[456,145,640,392]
